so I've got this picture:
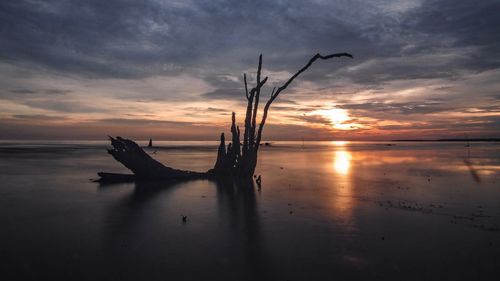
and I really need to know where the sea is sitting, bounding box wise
[0,140,499,280]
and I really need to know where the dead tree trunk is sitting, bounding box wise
[97,52,352,183]
[211,52,353,179]
[97,136,208,182]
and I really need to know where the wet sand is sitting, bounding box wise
[0,141,499,280]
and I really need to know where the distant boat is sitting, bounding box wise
[464,134,470,147]
[148,138,153,148]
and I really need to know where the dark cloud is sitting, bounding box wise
[1,0,498,82]
[406,0,500,56]
[377,115,500,134]
[12,114,68,121]
[182,107,229,113]
[201,88,244,100]
[44,89,72,95]
[0,0,368,80]
[10,89,36,94]
[22,100,107,113]
[289,115,332,126]
[8,88,71,95]
[339,101,452,115]
[95,118,201,127]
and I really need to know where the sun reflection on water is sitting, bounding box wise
[329,143,356,228]
[334,151,351,175]
[331,140,348,146]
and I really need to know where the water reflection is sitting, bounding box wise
[331,140,348,146]
[330,145,355,226]
[99,179,269,280]
[2,141,500,280]
[333,151,351,175]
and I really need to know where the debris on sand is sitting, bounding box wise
[256,175,262,187]
[473,224,500,231]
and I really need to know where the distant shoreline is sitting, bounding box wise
[1,138,499,143]
[392,138,500,142]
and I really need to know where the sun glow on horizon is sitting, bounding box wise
[324,108,349,124]
[316,108,358,130]
[331,140,349,146]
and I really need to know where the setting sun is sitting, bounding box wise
[316,108,354,130]
[324,108,349,124]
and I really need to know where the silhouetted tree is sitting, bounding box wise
[210,53,352,179]
[97,52,352,183]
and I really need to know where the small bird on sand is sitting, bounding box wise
[182,215,188,223]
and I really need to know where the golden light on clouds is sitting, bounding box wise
[322,108,349,124]
[316,108,359,130]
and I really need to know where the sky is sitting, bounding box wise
[0,0,499,140]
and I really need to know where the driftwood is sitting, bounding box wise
[97,136,208,182]
[97,53,352,183]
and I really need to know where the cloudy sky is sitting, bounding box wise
[0,0,499,140]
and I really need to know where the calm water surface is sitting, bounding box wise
[0,141,499,280]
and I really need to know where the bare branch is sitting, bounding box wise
[244,73,249,100]
[243,75,268,153]
[250,55,263,149]
[256,54,262,87]
[255,52,353,146]
[242,89,254,152]
[255,99,272,148]
[272,52,352,102]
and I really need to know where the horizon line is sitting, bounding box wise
[1,138,499,142]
